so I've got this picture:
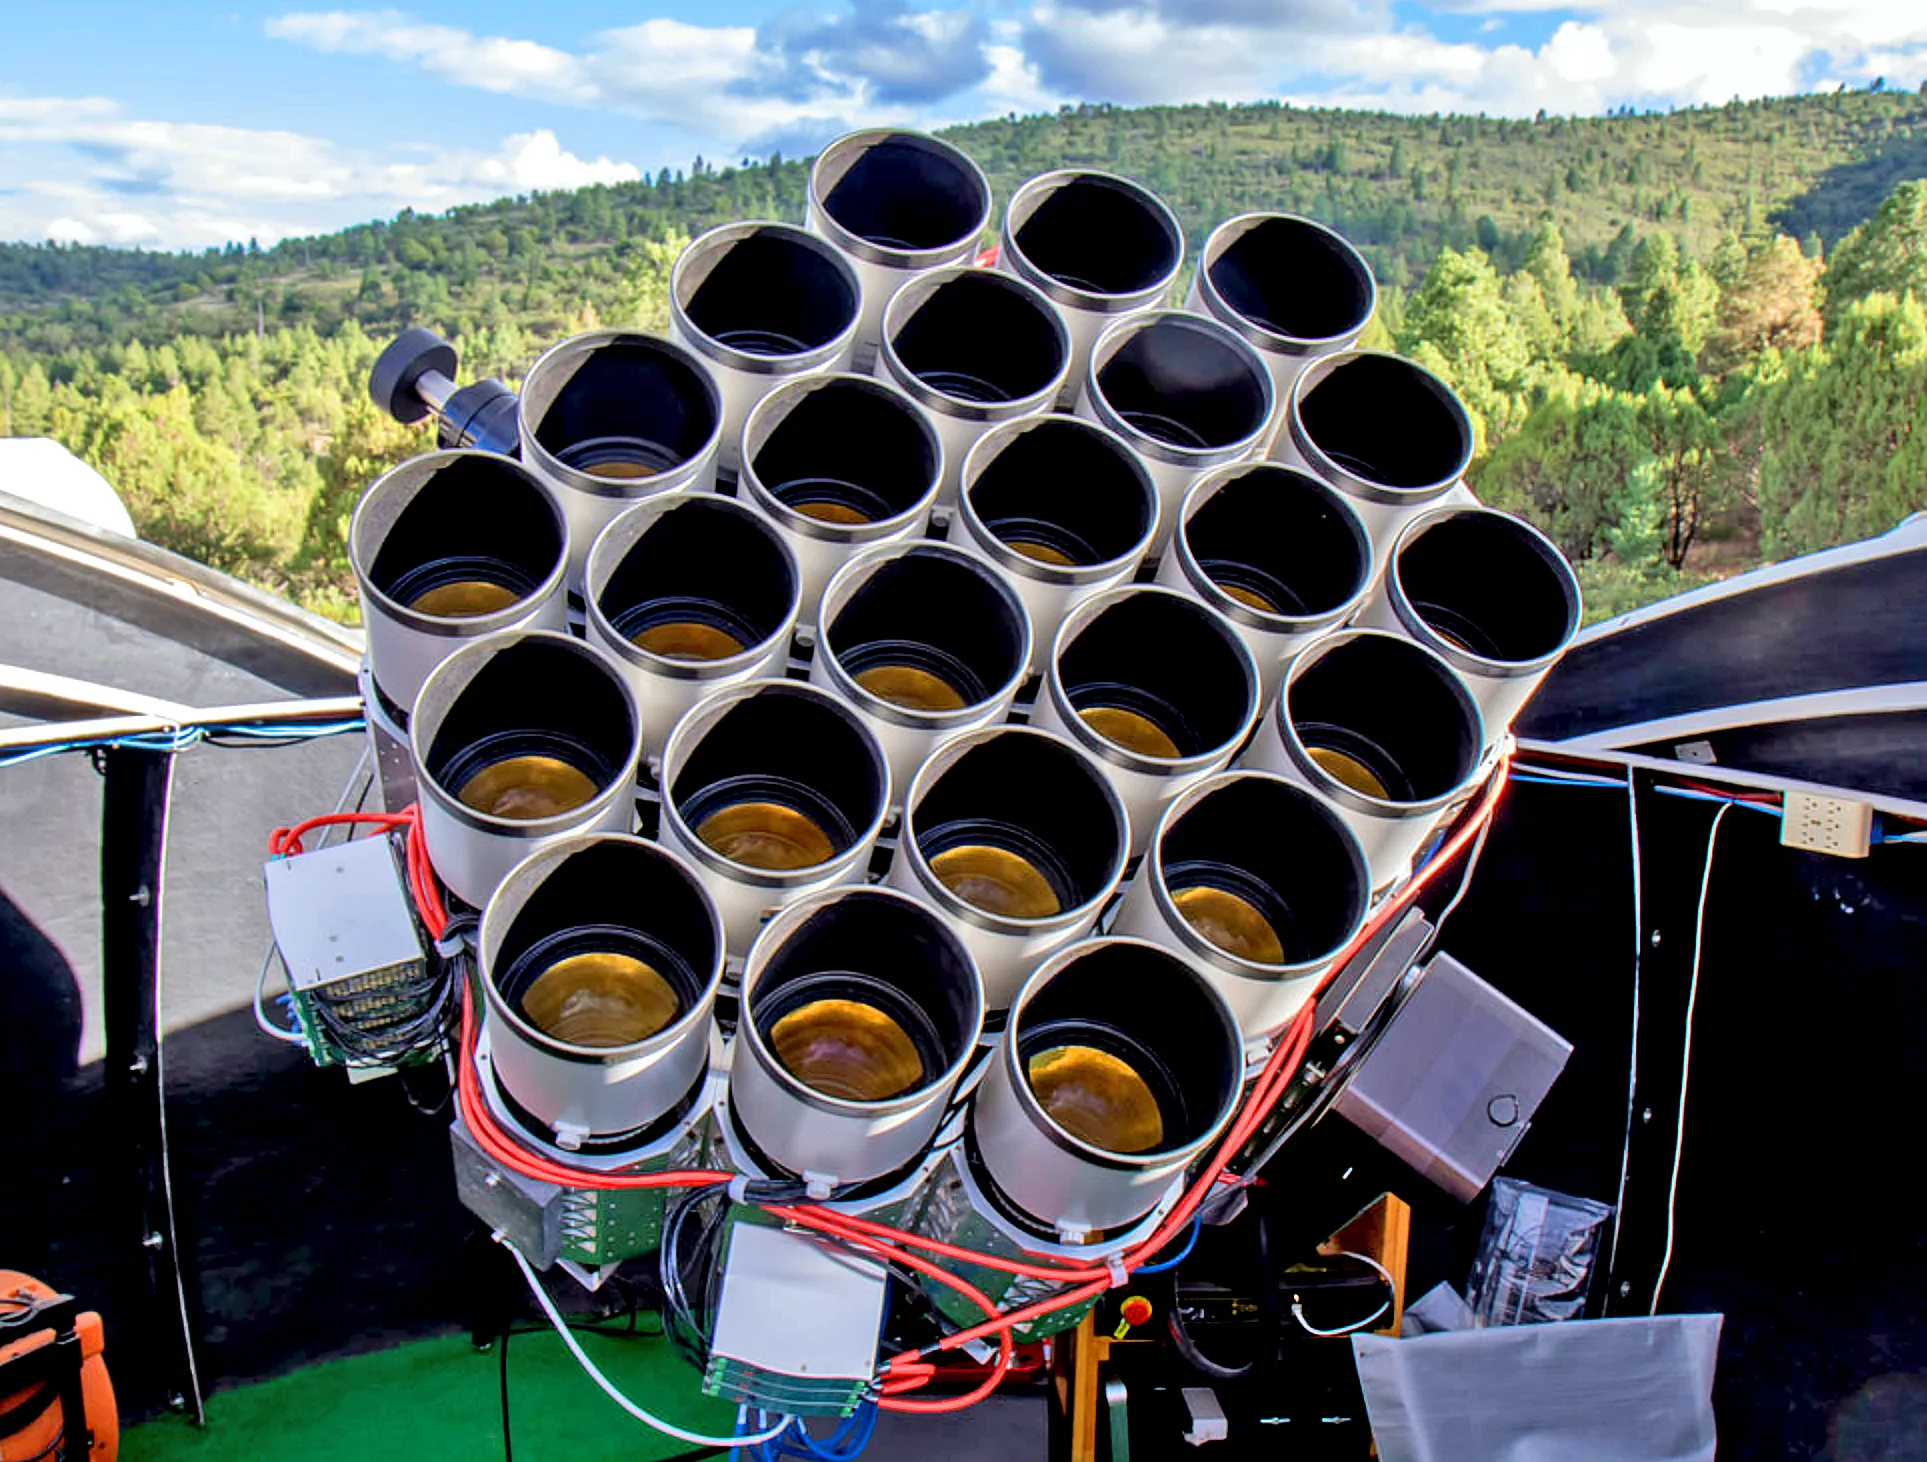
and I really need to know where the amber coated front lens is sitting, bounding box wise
[458,756,599,819]
[1171,885,1284,965]
[794,500,871,525]
[697,802,836,870]
[855,665,967,712]
[930,845,1061,919]
[521,952,681,1046]
[1027,1045,1164,1153]
[1307,745,1390,799]
[584,459,656,481]
[1079,706,1181,760]
[633,620,747,661]
[1005,538,1076,567]
[1219,583,1278,613]
[771,998,924,1101]
[408,580,523,618]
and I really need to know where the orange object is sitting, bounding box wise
[0,1272,118,1462]
[1118,1296,1153,1328]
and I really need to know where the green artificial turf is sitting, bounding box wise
[121,1330,738,1461]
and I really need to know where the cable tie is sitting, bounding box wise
[728,1174,751,1203]
[1105,1253,1129,1289]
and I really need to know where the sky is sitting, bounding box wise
[2,0,1924,252]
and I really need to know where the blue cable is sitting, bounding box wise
[0,718,365,772]
[1134,1214,1202,1275]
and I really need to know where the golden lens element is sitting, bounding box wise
[1079,706,1181,760]
[697,802,836,870]
[1306,745,1391,799]
[1004,537,1076,568]
[408,580,523,618]
[633,620,747,662]
[458,756,599,820]
[1171,885,1285,965]
[1027,1045,1164,1154]
[583,459,656,481]
[1219,583,1279,614]
[794,500,871,525]
[770,998,925,1101]
[929,845,1061,919]
[521,952,681,1047]
[854,665,968,712]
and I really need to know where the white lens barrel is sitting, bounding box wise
[350,449,571,716]
[1270,350,1477,567]
[656,679,890,960]
[885,725,1129,1014]
[1113,771,1369,1043]
[738,372,944,629]
[875,266,1071,510]
[947,414,1158,677]
[479,833,724,1146]
[970,937,1243,1236]
[517,329,724,588]
[730,886,984,1187]
[582,492,800,764]
[669,221,862,474]
[1076,311,1275,553]
[411,630,642,909]
[1029,585,1260,855]
[1155,462,1373,701]
[807,130,994,367]
[810,541,1032,805]
[1353,505,1581,745]
[1184,213,1377,451]
[997,170,1184,410]
[1241,627,1484,892]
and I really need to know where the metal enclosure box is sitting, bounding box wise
[1332,952,1572,1203]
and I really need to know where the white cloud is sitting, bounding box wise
[0,96,640,248]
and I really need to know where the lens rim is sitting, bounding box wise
[817,541,1033,731]
[659,679,891,891]
[1084,311,1275,469]
[1169,463,1373,634]
[479,833,725,1066]
[1383,505,1582,681]
[900,726,1129,936]
[878,266,1072,423]
[1145,770,1368,979]
[739,885,985,1118]
[1195,212,1378,357]
[1286,349,1475,506]
[739,373,945,544]
[956,415,1159,589]
[351,449,569,637]
[1044,585,1261,777]
[807,129,993,271]
[670,221,862,376]
[1273,627,1485,816]
[998,936,1241,1171]
[411,628,641,837]
[1000,169,1184,314]
[584,492,802,684]
[519,329,724,500]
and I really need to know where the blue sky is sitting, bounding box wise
[3,0,1923,250]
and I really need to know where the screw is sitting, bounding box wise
[1650,929,1662,947]
[130,884,152,907]
[168,1393,187,1412]
[1618,1281,1631,1298]
[1641,1107,1653,1124]
[142,1231,165,1250]
[128,1055,150,1077]
[1301,1061,1327,1084]
[483,1172,501,1188]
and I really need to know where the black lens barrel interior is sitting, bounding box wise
[599,499,794,652]
[427,641,633,794]
[533,340,717,473]
[969,422,1150,565]
[754,383,937,521]
[1210,218,1371,341]
[1183,468,1364,617]
[1095,321,1267,451]
[893,273,1064,404]
[1398,514,1577,663]
[822,138,986,252]
[828,554,1025,708]
[1060,595,1252,756]
[1012,177,1177,296]
[1297,355,1469,489]
[672,690,882,851]
[684,231,857,356]
[1288,637,1477,802]
[372,456,562,605]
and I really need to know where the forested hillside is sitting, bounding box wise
[2,90,1926,624]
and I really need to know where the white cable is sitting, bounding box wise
[1605,766,1643,1296]
[499,1235,794,1450]
[1650,801,1731,1317]
[1291,1249,1396,1337]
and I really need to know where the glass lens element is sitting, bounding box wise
[1005,538,1076,567]
[1306,745,1390,799]
[633,621,747,661]
[1027,1044,1164,1153]
[1171,885,1285,965]
[794,500,871,525]
[770,998,925,1101]
[408,580,523,617]
[1078,706,1181,760]
[697,802,836,870]
[458,756,599,819]
[854,665,967,712]
[583,459,657,480]
[930,845,1061,919]
[521,952,681,1047]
